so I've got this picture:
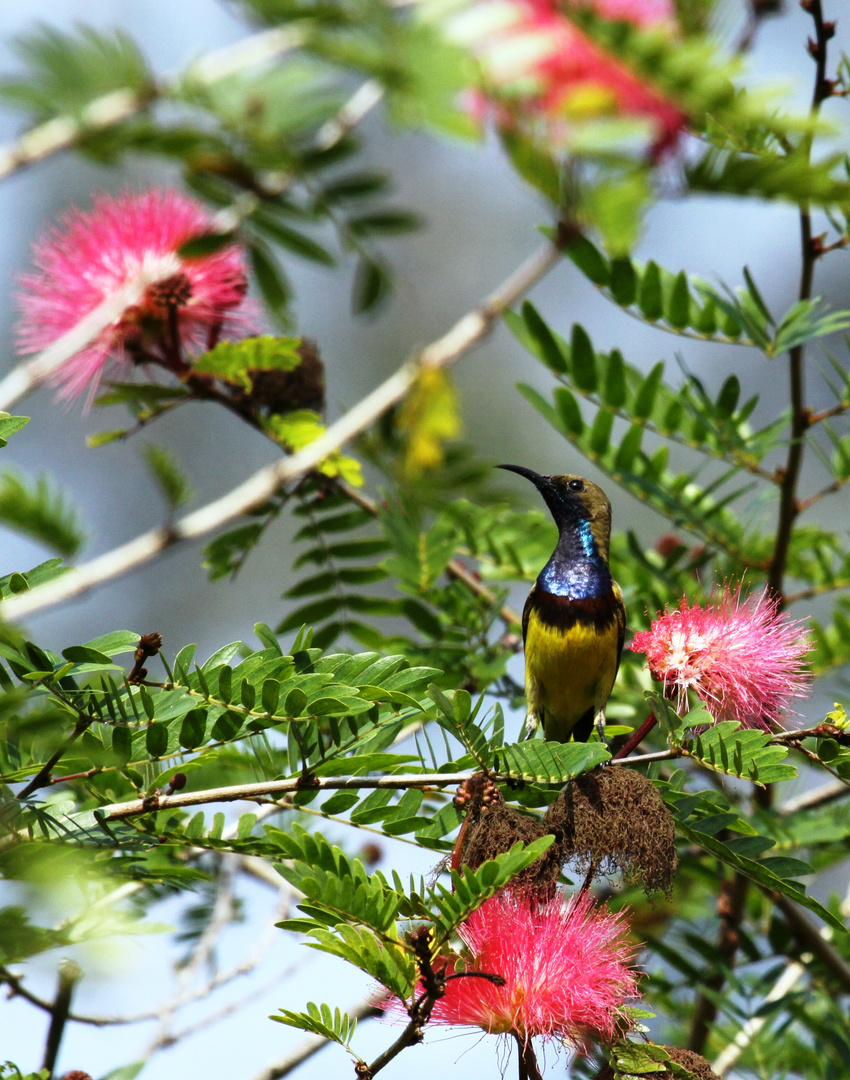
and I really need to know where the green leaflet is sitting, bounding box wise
[493,740,610,783]
[557,237,750,344]
[0,472,84,558]
[0,414,30,448]
[674,815,845,933]
[273,822,405,933]
[192,335,303,390]
[271,1002,361,1054]
[509,309,772,475]
[679,720,797,786]
[425,837,556,942]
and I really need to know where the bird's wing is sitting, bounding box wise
[521,583,535,644]
[521,586,541,738]
[613,580,626,675]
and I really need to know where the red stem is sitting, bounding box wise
[612,712,657,761]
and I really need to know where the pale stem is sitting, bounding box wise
[0,284,145,411]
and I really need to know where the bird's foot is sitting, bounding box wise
[523,713,539,741]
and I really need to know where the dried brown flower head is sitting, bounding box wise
[543,765,677,897]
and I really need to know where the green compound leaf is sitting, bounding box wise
[559,235,751,345]
[426,837,556,942]
[193,335,303,391]
[493,740,610,783]
[675,816,846,934]
[681,720,797,786]
[271,1002,361,1054]
[0,473,84,557]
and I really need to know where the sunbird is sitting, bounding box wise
[498,465,626,742]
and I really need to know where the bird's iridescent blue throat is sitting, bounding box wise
[538,516,613,601]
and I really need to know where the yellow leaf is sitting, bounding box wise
[397,367,461,477]
[263,411,364,487]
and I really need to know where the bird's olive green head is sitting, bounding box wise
[497,465,613,558]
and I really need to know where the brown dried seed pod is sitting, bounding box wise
[461,803,561,892]
[249,337,325,414]
[543,765,677,897]
[595,1046,719,1080]
[661,1047,721,1080]
[454,773,502,817]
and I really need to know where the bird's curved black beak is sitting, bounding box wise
[497,463,548,488]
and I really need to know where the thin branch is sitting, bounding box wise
[785,576,850,604]
[807,399,850,426]
[1,242,559,623]
[94,771,474,822]
[0,89,146,183]
[0,966,57,1016]
[778,779,848,815]
[767,0,832,601]
[313,79,384,150]
[770,893,850,993]
[796,477,847,512]
[41,959,82,1077]
[769,725,850,744]
[88,749,689,823]
[17,713,94,800]
[612,713,658,760]
[444,556,521,629]
[618,749,680,766]
[0,27,307,186]
[0,284,150,411]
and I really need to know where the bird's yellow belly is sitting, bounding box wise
[524,609,620,739]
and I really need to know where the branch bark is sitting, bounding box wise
[767,0,833,601]
[93,771,473,821]
[41,959,82,1077]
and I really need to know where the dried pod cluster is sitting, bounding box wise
[544,765,678,898]
[597,1046,721,1080]
[455,765,677,898]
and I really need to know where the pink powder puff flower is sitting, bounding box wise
[629,585,813,730]
[451,0,686,156]
[392,888,639,1052]
[16,189,250,402]
[592,0,676,29]
[450,0,685,156]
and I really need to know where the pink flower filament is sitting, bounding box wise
[630,585,812,730]
[419,888,640,1050]
[450,0,686,154]
[16,189,250,402]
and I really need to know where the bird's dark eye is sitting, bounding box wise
[568,479,585,492]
